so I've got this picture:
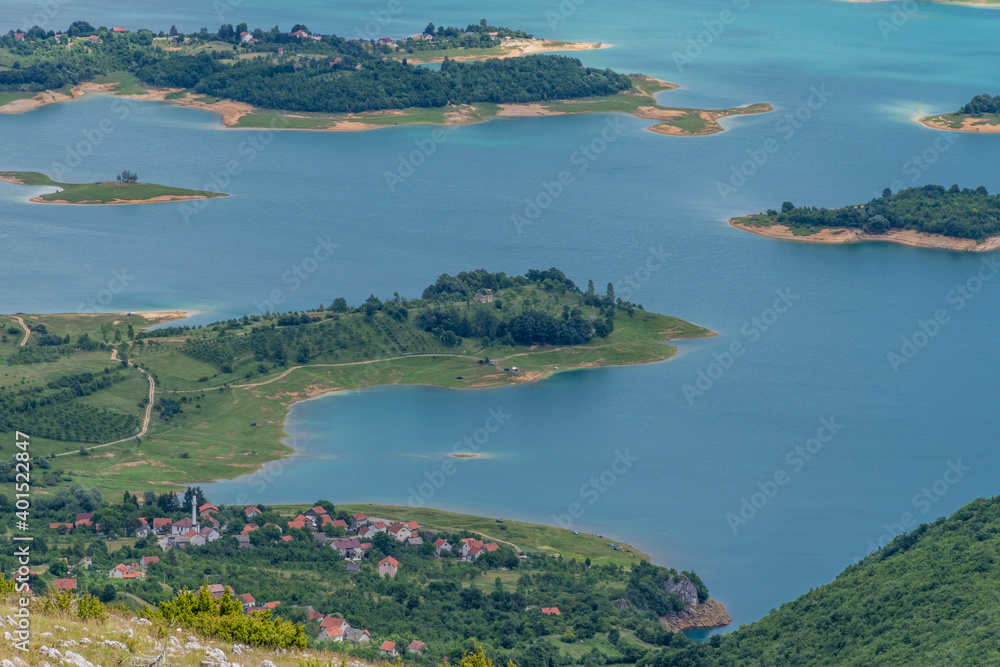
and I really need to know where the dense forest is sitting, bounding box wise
[958,93,1000,115]
[756,185,1000,240]
[0,21,632,112]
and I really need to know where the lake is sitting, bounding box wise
[2,0,999,631]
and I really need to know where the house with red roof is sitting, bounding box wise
[433,538,452,556]
[109,563,142,579]
[244,506,263,519]
[140,556,159,566]
[349,513,368,530]
[307,609,325,621]
[263,601,280,610]
[152,517,172,534]
[75,512,94,526]
[387,522,413,542]
[111,26,126,33]
[380,641,398,657]
[14,33,25,40]
[241,523,258,535]
[280,535,293,542]
[199,503,219,515]
[408,640,427,654]
[50,522,74,532]
[54,578,76,590]
[291,30,310,39]
[332,538,364,559]
[378,556,398,579]
[237,593,256,611]
[541,607,561,616]
[171,517,196,535]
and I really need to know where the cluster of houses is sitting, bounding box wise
[108,555,159,580]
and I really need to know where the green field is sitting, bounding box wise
[1,277,711,498]
[0,171,227,204]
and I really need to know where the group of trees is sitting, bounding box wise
[0,367,140,442]
[764,185,1000,240]
[1,22,632,113]
[960,93,1000,116]
[115,169,138,183]
[2,493,708,664]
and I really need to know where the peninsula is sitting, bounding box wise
[0,170,227,204]
[920,93,1000,132]
[0,21,770,136]
[0,268,713,497]
[730,185,1000,251]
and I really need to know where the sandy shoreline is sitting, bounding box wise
[28,193,225,205]
[730,219,1000,252]
[918,115,1000,133]
[0,53,768,136]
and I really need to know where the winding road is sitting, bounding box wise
[54,348,155,456]
[11,315,30,346]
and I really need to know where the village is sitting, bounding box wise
[40,502,503,650]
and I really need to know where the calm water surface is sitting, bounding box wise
[2,0,999,630]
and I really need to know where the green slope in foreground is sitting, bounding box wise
[632,492,1000,665]
[0,171,227,204]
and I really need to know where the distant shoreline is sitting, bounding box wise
[0,171,226,205]
[0,64,771,137]
[918,113,1000,133]
[730,218,1000,252]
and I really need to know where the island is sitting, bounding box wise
[0,21,771,136]
[0,268,713,496]
[920,93,1000,133]
[730,185,1000,251]
[0,170,227,204]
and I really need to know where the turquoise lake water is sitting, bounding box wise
[3,0,1000,631]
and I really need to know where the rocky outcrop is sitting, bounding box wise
[658,575,732,632]
[659,598,733,632]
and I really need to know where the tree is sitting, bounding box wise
[114,328,122,343]
[100,584,117,603]
[781,201,795,212]
[127,323,135,341]
[290,24,310,33]
[143,490,156,506]
[424,22,436,35]
[116,170,138,183]
[606,283,615,302]
[169,25,178,36]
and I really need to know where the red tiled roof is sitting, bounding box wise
[280,535,293,542]
[54,578,76,590]
[409,640,427,651]
[381,641,396,651]
[307,609,324,620]
[141,556,159,565]
[311,505,328,514]
[153,518,172,528]
[263,601,280,609]
[321,616,346,629]
[331,519,348,528]
[351,513,366,521]
[241,524,258,535]
[379,556,398,567]
[541,607,561,616]
[404,521,419,530]
[238,593,256,604]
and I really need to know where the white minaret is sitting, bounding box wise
[192,490,198,529]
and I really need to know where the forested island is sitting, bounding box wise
[0,170,226,204]
[0,268,712,496]
[921,92,1000,132]
[731,185,1000,251]
[0,21,770,135]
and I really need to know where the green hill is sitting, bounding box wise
[636,493,1000,666]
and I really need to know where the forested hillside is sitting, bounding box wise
[0,21,631,113]
[742,185,1000,240]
